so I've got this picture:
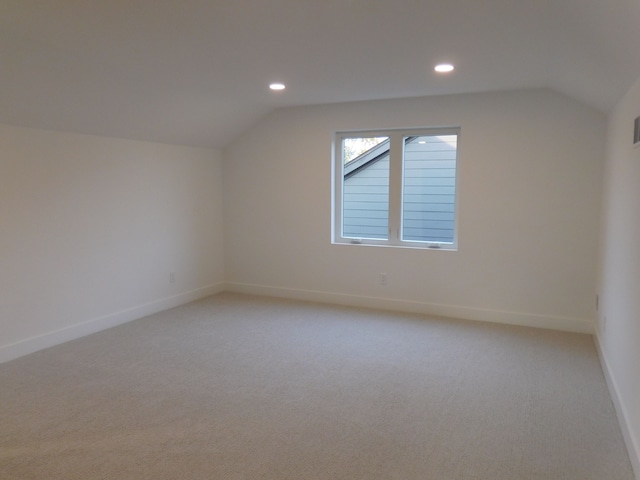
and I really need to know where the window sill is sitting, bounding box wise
[332,240,458,252]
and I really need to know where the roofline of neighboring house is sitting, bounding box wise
[343,137,417,178]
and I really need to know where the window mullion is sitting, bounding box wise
[387,133,403,244]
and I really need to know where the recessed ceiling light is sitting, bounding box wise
[434,64,455,73]
[269,82,286,91]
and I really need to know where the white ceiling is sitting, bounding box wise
[2,0,640,149]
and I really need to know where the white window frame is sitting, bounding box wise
[332,127,460,250]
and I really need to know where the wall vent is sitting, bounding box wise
[634,116,640,147]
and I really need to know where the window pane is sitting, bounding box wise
[402,135,457,243]
[342,137,390,239]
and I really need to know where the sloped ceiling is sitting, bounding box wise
[1,0,639,148]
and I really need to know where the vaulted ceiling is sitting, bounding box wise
[2,0,639,148]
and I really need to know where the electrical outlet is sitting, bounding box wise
[380,273,387,285]
[169,272,176,284]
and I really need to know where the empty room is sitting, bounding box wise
[1,1,639,479]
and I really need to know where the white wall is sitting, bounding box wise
[597,75,640,478]
[0,124,225,362]
[223,89,605,332]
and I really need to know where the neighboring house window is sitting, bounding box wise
[333,127,459,250]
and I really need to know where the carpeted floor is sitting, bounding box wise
[0,293,634,479]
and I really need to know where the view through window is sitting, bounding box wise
[334,128,459,249]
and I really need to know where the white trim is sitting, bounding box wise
[594,333,640,480]
[0,283,225,364]
[225,282,593,334]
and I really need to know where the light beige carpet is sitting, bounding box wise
[0,293,634,479]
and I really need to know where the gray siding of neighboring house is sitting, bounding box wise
[343,154,389,239]
[342,135,456,243]
[402,136,456,243]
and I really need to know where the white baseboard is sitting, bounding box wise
[1,279,594,361]
[224,282,593,334]
[0,283,224,364]
[594,333,640,480]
